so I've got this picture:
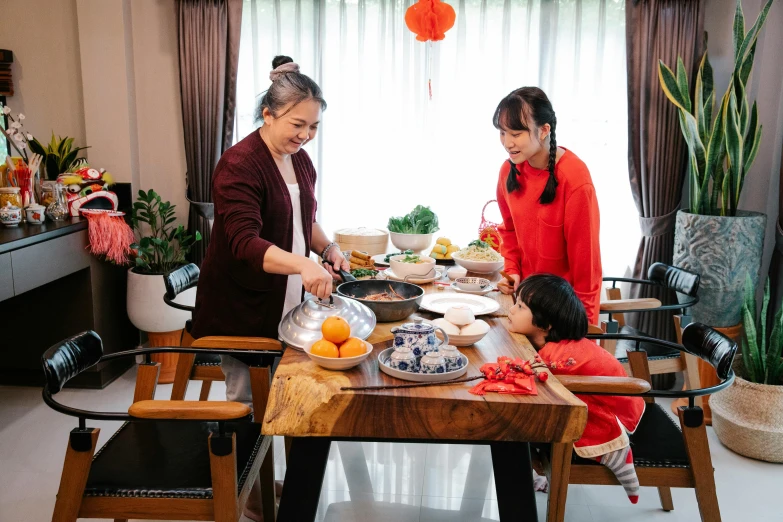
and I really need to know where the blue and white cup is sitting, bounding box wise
[389,347,418,373]
[419,351,447,374]
[441,345,464,372]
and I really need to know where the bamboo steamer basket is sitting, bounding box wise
[334,227,389,256]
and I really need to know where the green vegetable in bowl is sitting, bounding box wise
[387,205,439,235]
[384,249,413,263]
[401,255,423,264]
[469,239,490,249]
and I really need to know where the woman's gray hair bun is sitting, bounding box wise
[269,62,301,82]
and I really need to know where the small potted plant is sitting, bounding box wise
[710,274,783,462]
[28,132,90,181]
[126,189,201,383]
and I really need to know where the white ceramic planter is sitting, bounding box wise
[127,268,196,333]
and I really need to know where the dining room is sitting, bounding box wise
[1,0,782,521]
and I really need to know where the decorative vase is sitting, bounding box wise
[710,362,783,463]
[673,210,766,327]
[127,267,196,383]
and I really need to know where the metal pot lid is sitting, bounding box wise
[278,294,377,350]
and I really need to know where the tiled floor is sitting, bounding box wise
[0,366,779,522]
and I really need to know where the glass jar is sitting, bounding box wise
[45,183,70,221]
[0,187,22,209]
[40,182,56,207]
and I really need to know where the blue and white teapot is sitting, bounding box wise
[390,319,449,356]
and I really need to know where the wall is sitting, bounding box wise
[704,0,783,281]
[0,0,86,153]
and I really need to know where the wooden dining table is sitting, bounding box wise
[263,273,588,521]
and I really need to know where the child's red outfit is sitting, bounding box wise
[539,338,645,503]
[496,149,602,324]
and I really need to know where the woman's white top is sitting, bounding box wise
[282,183,306,318]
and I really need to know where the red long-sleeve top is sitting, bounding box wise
[496,149,602,323]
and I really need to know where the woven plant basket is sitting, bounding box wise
[710,360,783,463]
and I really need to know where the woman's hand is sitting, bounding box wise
[298,258,334,299]
[323,246,350,280]
[498,273,520,295]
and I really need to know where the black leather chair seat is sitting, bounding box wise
[571,403,690,468]
[84,420,263,499]
[194,354,222,366]
[615,325,681,360]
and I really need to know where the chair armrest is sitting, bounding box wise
[600,298,662,312]
[192,336,284,351]
[556,375,651,395]
[129,400,251,420]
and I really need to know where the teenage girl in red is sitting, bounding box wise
[494,87,602,324]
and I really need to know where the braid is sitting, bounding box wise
[506,160,522,193]
[539,119,558,204]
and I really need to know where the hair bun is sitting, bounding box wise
[272,55,294,69]
[269,61,300,82]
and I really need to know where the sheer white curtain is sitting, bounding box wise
[236,0,638,276]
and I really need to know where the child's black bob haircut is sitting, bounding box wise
[515,274,588,342]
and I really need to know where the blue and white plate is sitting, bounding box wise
[377,347,468,382]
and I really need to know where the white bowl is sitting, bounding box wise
[455,277,492,292]
[444,305,475,326]
[451,254,505,274]
[389,254,438,280]
[303,339,373,370]
[447,266,468,280]
[437,330,489,347]
[389,232,434,253]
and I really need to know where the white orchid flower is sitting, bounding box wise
[26,133,33,140]
[14,133,24,142]
[7,127,15,136]
[18,114,25,120]
[2,106,10,115]
[10,121,21,129]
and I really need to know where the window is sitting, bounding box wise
[237,0,638,276]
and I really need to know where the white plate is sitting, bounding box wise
[384,267,443,285]
[450,282,496,296]
[378,347,468,382]
[419,293,500,315]
[303,338,374,370]
[371,254,392,266]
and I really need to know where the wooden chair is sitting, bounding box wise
[42,330,282,522]
[601,263,701,386]
[163,263,226,401]
[539,322,738,522]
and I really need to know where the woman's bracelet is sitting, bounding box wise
[320,242,339,260]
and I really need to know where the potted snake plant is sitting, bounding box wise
[710,274,783,462]
[127,189,201,383]
[658,0,774,328]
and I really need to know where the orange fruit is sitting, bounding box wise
[339,337,367,358]
[310,339,339,358]
[322,316,351,344]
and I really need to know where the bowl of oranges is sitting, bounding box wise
[304,316,373,370]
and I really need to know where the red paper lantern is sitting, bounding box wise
[405,0,456,42]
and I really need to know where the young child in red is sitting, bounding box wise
[507,274,645,503]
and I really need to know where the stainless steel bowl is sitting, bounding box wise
[278,294,377,350]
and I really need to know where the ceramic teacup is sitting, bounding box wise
[419,351,447,374]
[440,345,464,372]
[389,347,418,373]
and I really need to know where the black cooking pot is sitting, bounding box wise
[327,262,423,322]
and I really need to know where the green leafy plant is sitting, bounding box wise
[387,205,439,234]
[384,250,413,263]
[658,0,774,216]
[28,132,90,180]
[350,268,378,278]
[130,189,202,274]
[740,274,783,385]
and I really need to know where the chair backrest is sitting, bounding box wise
[681,322,737,380]
[647,262,700,297]
[164,263,200,300]
[41,331,104,394]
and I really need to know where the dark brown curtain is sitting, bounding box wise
[625,0,705,341]
[178,0,242,265]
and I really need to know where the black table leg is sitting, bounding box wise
[491,441,538,521]
[277,437,332,522]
